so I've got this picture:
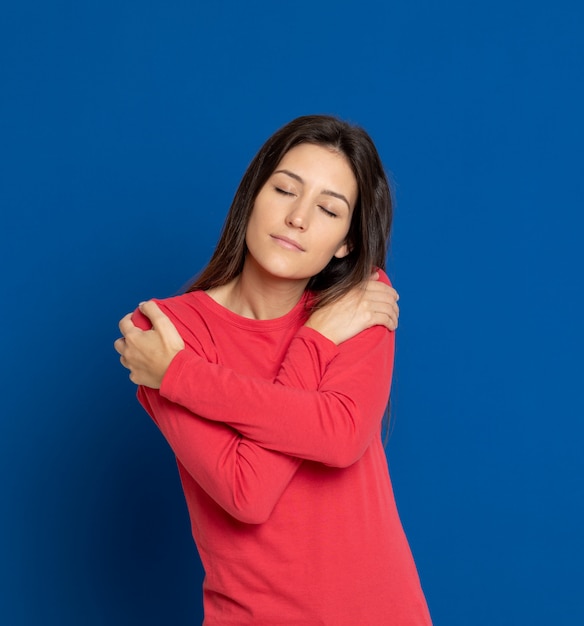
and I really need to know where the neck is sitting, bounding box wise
[208,256,309,320]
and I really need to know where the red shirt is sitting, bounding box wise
[134,274,431,625]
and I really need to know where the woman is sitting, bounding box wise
[115,115,432,625]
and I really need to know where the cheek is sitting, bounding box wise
[326,223,351,252]
[245,206,261,238]
[244,204,271,253]
[247,198,269,228]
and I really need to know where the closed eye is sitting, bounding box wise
[319,206,338,218]
[274,187,295,196]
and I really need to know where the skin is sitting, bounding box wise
[207,143,358,320]
[115,143,400,388]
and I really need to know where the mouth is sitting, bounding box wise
[270,235,305,252]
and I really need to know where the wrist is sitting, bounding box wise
[304,317,339,345]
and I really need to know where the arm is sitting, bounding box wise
[116,274,397,468]
[137,384,301,524]
[126,308,303,524]
[115,272,398,390]
[161,322,393,468]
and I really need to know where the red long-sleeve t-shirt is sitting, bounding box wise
[134,275,431,625]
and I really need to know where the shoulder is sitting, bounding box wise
[130,292,205,326]
[132,291,217,355]
[156,292,214,339]
[152,291,204,320]
[375,268,392,287]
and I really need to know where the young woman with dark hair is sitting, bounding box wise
[115,115,432,625]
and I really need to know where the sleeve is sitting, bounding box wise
[131,307,302,525]
[137,385,301,525]
[160,323,394,468]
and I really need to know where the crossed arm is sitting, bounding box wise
[115,272,398,389]
[114,274,399,522]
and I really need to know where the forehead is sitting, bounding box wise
[275,143,358,207]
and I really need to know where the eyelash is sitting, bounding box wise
[319,206,338,218]
[275,187,294,196]
[274,187,338,218]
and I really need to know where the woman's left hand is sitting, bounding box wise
[304,272,399,345]
[114,301,185,389]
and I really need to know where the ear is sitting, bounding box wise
[333,240,351,259]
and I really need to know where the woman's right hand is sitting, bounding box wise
[304,272,399,345]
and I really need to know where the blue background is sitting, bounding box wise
[1,1,582,624]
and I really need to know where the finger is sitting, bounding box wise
[113,337,126,355]
[361,288,400,311]
[118,312,137,335]
[390,307,399,329]
[140,301,185,352]
[383,310,398,331]
[376,302,399,330]
[368,310,396,332]
[138,300,168,329]
[384,286,399,302]
[382,288,399,306]
[364,280,398,299]
[368,279,399,303]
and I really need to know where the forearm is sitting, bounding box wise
[138,387,301,524]
[160,325,394,467]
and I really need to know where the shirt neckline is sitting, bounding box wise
[190,289,311,331]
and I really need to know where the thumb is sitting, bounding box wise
[138,300,167,329]
[139,301,184,349]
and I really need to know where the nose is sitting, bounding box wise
[285,200,309,230]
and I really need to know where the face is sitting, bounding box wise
[244,143,358,285]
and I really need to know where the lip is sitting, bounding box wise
[270,234,305,252]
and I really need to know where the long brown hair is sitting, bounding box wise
[186,115,392,307]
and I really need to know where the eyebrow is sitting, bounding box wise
[273,169,351,210]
